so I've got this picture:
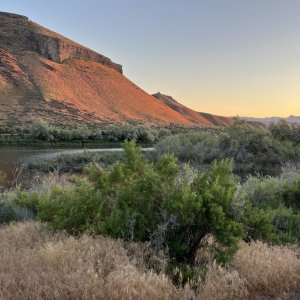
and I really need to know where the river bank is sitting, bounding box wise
[0,145,154,187]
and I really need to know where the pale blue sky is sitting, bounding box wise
[1,0,300,117]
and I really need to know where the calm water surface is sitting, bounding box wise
[0,145,154,186]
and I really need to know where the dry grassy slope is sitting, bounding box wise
[0,222,299,299]
[0,12,232,127]
[153,92,235,127]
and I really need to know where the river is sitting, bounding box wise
[0,145,154,187]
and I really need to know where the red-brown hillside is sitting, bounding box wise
[152,92,234,126]
[0,12,233,127]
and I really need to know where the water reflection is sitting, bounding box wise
[0,146,154,187]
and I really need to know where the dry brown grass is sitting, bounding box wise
[0,222,299,300]
[0,222,186,300]
[234,241,300,299]
[196,264,249,300]
[196,241,300,300]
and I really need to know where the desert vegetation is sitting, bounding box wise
[1,5,299,298]
[0,120,188,145]
[28,151,124,173]
[0,222,299,299]
[155,121,300,176]
[28,121,300,177]
[1,138,300,299]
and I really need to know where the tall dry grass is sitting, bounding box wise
[0,222,184,300]
[0,222,299,300]
[234,241,300,299]
[197,241,300,300]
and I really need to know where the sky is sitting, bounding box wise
[1,0,300,117]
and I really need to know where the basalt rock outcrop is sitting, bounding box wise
[0,12,233,127]
[0,12,122,73]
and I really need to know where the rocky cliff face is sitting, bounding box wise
[0,12,122,73]
[0,12,194,126]
[0,12,234,127]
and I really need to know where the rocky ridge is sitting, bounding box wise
[0,12,122,73]
[0,12,234,127]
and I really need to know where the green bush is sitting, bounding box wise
[28,119,53,141]
[154,131,220,164]
[28,151,123,173]
[221,126,298,175]
[0,202,16,223]
[270,120,300,144]
[155,125,300,176]
[25,120,176,144]
[2,137,299,284]
[35,141,243,268]
[164,159,243,265]
[0,190,36,224]
[237,169,300,244]
[37,182,101,233]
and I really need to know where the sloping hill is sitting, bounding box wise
[242,116,300,125]
[152,92,234,126]
[0,12,232,127]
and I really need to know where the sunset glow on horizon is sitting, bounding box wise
[1,0,300,117]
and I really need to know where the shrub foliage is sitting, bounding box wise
[155,124,300,176]
[1,135,299,282]
[32,141,243,266]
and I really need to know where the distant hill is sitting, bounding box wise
[152,92,234,126]
[241,116,300,125]
[0,12,234,127]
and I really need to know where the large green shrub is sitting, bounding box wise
[1,138,299,287]
[164,159,243,264]
[35,141,243,267]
